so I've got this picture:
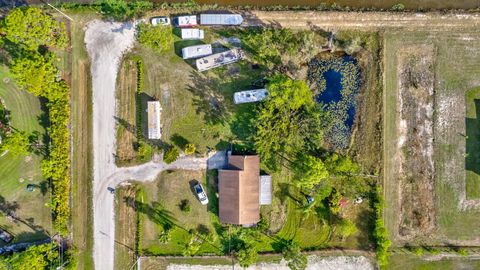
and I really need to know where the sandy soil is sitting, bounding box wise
[395,45,436,240]
[85,20,137,270]
[163,256,373,270]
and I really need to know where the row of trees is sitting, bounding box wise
[2,7,71,234]
[0,243,76,269]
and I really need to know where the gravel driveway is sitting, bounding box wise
[85,20,227,270]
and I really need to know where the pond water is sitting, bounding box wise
[315,56,358,129]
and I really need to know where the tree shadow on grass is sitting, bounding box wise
[170,133,189,149]
[114,116,137,136]
[186,71,231,125]
[465,99,480,175]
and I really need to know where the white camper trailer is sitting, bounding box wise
[181,44,213,59]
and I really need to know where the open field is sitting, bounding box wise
[384,30,480,246]
[0,65,50,245]
[115,57,139,166]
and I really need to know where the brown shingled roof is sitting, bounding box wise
[219,155,260,225]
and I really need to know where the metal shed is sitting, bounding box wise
[200,14,243,25]
[147,101,162,139]
[181,44,212,59]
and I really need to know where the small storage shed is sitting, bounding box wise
[147,101,162,139]
[259,175,272,205]
[181,28,204,40]
[200,14,243,25]
[182,44,212,59]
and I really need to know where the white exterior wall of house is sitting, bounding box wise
[147,101,162,140]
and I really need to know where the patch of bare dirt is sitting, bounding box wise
[395,45,436,240]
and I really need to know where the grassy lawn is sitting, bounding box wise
[388,253,480,270]
[139,170,224,255]
[465,87,480,199]
[131,28,264,154]
[0,65,51,245]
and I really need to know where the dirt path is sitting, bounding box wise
[244,11,480,30]
[162,256,373,270]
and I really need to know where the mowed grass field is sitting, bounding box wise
[383,30,480,244]
[388,253,480,270]
[0,65,51,245]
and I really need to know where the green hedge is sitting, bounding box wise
[372,186,391,269]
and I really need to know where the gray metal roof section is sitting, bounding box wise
[200,14,243,25]
[260,175,272,205]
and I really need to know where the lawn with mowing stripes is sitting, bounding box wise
[0,65,50,245]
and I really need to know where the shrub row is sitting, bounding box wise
[136,58,144,93]
[372,186,391,269]
[41,81,71,234]
[58,0,480,14]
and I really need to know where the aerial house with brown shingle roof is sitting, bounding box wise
[219,155,261,226]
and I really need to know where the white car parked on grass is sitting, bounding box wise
[150,16,171,26]
[194,183,209,205]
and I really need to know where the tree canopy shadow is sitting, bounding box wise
[170,133,189,149]
[466,99,480,175]
[186,71,231,125]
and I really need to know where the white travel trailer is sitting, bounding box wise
[181,44,213,59]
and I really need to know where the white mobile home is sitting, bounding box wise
[200,14,243,25]
[182,44,212,59]
[181,28,205,40]
[174,15,197,27]
[234,89,268,104]
[147,101,162,139]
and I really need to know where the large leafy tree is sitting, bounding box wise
[10,51,57,96]
[292,154,329,190]
[100,0,152,20]
[137,23,173,53]
[1,7,67,50]
[0,130,29,156]
[0,243,59,270]
[254,75,324,170]
[282,240,307,270]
